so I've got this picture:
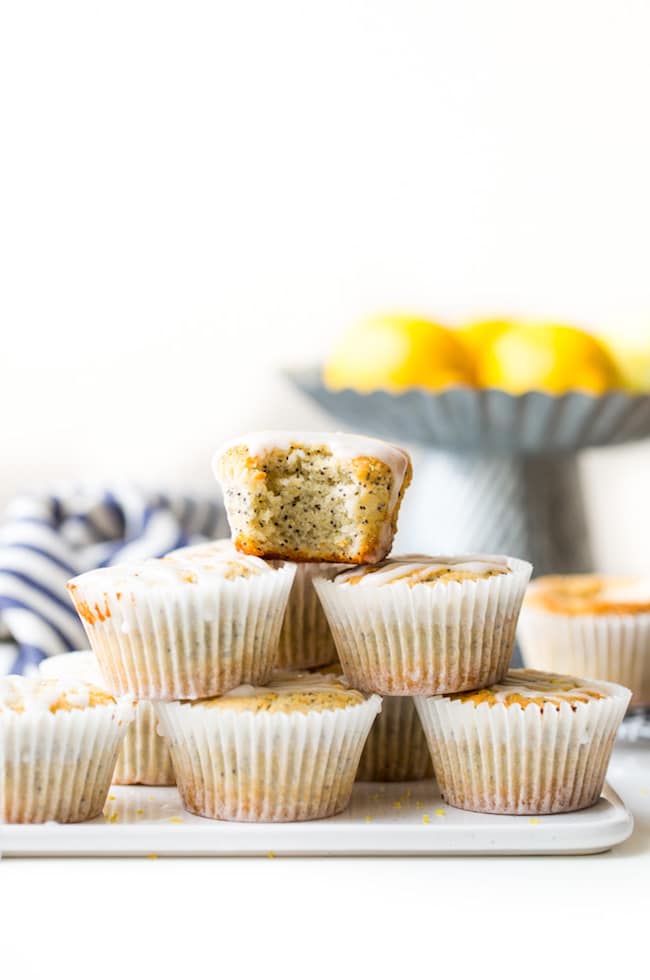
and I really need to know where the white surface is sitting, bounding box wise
[0,780,632,858]
[1,1,650,576]
[0,741,648,978]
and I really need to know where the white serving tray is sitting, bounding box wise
[0,780,633,857]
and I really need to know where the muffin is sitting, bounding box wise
[167,539,338,669]
[67,554,295,700]
[415,668,630,815]
[314,554,532,695]
[213,431,412,564]
[40,652,175,785]
[0,675,133,823]
[156,671,381,822]
[313,661,433,781]
[356,695,433,782]
[165,538,234,562]
[519,574,650,709]
[277,563,343,669]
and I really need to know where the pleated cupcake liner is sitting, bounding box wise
[288,369,650,452]
[415,681,630,815]
[0,700,134,823]
[518,607,650,709]
[314,558,532,696]
[39,650,174,785]
[355,695,433,782]
[156,695,381,822]
[70,565,296,701]
[113,700,175,785]
[276,562,341,670]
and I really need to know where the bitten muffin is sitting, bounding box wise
[168,538,341,670]
[67,554,295,701]
[314,554,532,695]
[156,671,381,822]
[519,574,650,708]
[212,431,412,564]
[0,676,133,823]
[40,652,175,786]
[415,668,630,815]
[312,662,433,781]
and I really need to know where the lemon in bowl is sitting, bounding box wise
[324,314,476,393]
[459,318,512,357]
[476,322,621,395]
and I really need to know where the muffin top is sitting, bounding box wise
[194,671,366,714]
[332,554,511,588]
[0,676,116,714]
[215,430,411,483]
[39,651,103,685]
[308,662,344,676]
[525,574,650,615]
[67,553,283,624]
[165,538,234,561]
[449,668,611,710]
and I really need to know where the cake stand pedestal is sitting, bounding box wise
[288,369,650,579]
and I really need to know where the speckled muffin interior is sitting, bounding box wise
[214,438,412,564]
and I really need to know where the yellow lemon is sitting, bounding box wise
[477,322,621,395]
[324,314,476,393]
[600,335,650,393]
[459,318,512,357]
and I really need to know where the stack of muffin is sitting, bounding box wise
[0,431,633,824]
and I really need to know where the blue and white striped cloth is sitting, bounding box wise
[0,485,225,675]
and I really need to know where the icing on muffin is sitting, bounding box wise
[194,671,365,714]
[525,575,650,616]
[165,538,236,561]
[0,676,116,714]
[333,554,511,588]
[68,554,275,625]
[213,431,412,565]
[448,668,608,710]
[39,651,104,685]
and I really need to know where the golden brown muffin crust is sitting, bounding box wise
[525,574,650,616]
[449,668,606,710]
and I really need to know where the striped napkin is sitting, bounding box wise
[0,485,225,675]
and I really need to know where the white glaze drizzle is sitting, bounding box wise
[334,553,512,587]
[468,669,611,703]
[202,670,356,703]
[68,552,276,594]
[0,675,106,713]
[39,651,104,686]
[166,538,234,560]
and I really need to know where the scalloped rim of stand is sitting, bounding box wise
[287,368,650,453]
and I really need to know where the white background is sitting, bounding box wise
[2,0,650,570]
[1,3,650,970]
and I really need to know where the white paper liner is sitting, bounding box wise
[518,607,650,709]
[415,680,630,814]
[277,563,341,670]
[314,558,532,695]
[38,650,174,785]
[0,700,134,823]
[356,695,433,782]
[70,564,296,701]
[113,701,175,785]
[288,369,650,452]
[156,695,381,822]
